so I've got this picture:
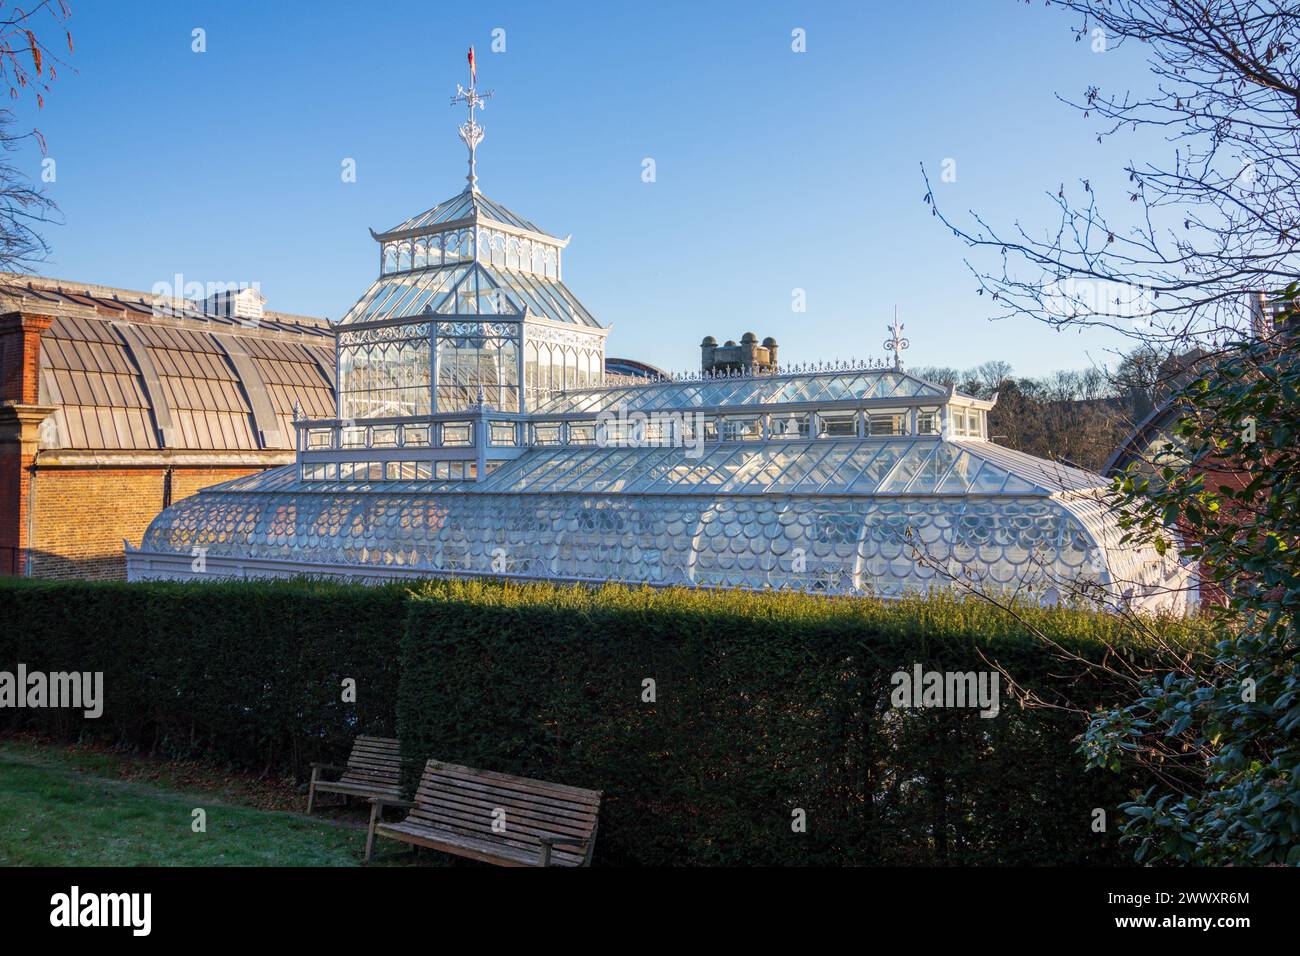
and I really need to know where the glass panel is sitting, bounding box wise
[441,422,472,446]
[867,411,908,437]
[968,461,1010,494]
[935,450,979,493]
[532,423,562,445]
[557,449,638,492]
[791,442,857,491]
[768,413,810,439]
[764,444,834,492]
[339,334,433,420]
[1001,474,1039,494]
[403,423,431,447]
[816,410,858,438]
[666,445,743,488]
[877,444,937,492]
[713,448,773,491]
[721,416,762,441]
[905,443,960,492]
[837,442,908,493]
[568,422,597,445]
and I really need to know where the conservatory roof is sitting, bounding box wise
[475,439,1103,497]
[531,370,950,415]
[202,437,1105,499]
[339,261,600,327]
[377,188,557,240]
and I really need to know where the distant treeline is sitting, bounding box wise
[910,359,1154,473]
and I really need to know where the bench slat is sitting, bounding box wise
[378,821,584,867]
[407,802,592,842]
[427,761,601,805]
[314,780,401,797]
[412,792,596,838]
[416,775,599,826]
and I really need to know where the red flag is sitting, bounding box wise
[468,46,476,85]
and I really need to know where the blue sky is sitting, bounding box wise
[18,0,1164,376]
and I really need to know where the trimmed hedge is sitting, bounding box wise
[0,578,407,775]
[398,581,1208,866]
[0,575,1208,864]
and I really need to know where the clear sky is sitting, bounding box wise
[16,0,1166,377]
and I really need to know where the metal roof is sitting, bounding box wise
[2,276,336,453]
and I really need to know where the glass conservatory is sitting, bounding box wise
[125,69,1194,614]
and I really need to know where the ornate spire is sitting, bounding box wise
[450,46,493,191]
[884,306,910,371]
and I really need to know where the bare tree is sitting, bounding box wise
[0,1,71,270]
[974,359,1014,394]
[924,0,1300,347]
[0,1,72,109]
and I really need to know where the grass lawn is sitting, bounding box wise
[0,741,417,866]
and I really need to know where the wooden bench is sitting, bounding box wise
[307,735,402,814]
[365,759,601,866]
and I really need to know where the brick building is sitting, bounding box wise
[0,275,335,579]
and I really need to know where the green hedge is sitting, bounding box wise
[398,580,1207,866]
[0,578,407,775]
[0,576,1208,864]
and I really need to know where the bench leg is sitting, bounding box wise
[364,801,380,864]
[307,767,319,815]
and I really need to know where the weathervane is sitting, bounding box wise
[451,46,493,190]
[884,306,910,370]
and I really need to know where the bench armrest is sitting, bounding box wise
[364,795,418,863]
[368,796,416,810]
[310,762,346,774]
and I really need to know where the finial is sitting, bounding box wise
[884,306,910,371]
[451,46,494,191]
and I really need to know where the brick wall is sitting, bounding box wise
[27,466,269,580]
